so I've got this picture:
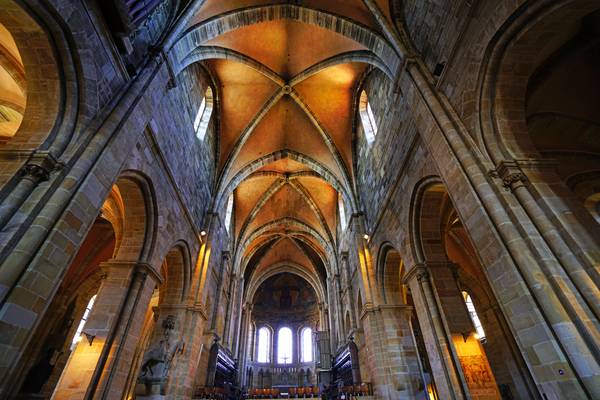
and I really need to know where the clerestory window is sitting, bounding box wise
[462,291,486,341]
[224,194,234,233]
[359,90,378,143]
[338,193,347,231]
[193,87,213,140]
[71,294,97,350]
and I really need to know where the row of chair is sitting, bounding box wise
[289,386,320,397]
[193,386,230,399]
[340,383,372,397]
[246,386,320,398]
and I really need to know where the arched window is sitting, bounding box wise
[301,327,313,362]
[193,87,213,140]
[359,90,378,143]
[462,291,486,341]
[277,327,293,364]
[338,193,347,230]
[71,294,97,350]
[224,194,234,233]
[257,327,271,363]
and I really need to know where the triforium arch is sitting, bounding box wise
[376,242,406,306]
[112,171,157,262]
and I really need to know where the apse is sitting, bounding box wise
[246,272,319,390]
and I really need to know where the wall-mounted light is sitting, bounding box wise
[82,331,96,346]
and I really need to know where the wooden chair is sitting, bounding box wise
[289,387,297,398]
[360,383,370,396]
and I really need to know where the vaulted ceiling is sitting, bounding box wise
[0,22,25,140]
[174,1,399,288]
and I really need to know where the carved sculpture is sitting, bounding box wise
[139,315,183,380]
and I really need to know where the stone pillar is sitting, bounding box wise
[404,265,467,400]
[237,303,252,387]
[331,273,345,347]
[231,277,245,356]
[378,305,426,399]
[426,263,473,337]
[222,272,237,348]
[478,303,537,399]
[340,253,358,333]
[168,304,207,399]
[52,260,160,400]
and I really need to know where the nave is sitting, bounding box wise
[0,1,599,399]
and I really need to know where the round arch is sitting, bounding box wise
[113,171,157,263]
[478,0,600,163]
[376,243,407,305]
[408,176,450,265]
[244,262,327,308]
[0,0,77,155]
[160,241,193,305]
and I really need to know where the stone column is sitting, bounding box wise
[378,305,425,399]
[222,272,237,348]
[237,303,252,387]
[403,265,467,400]
[53,260,160,400]
[332,273,345,347]
[168,304,208,399]
[231,277,245,356]
[340,253,358,333]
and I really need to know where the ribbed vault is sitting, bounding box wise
[175,0,396,294]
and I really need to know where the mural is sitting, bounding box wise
[252,273,318,323]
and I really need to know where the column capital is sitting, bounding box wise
[491,160,528,191]
[19,150,63,183]
[98,260,163,285]
[403,261,459,283]
[402,263,428,284]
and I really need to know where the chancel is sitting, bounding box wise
[0,1,599,399]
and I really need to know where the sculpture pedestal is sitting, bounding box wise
[135,377,167,399]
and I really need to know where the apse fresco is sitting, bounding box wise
[252,273,318,321]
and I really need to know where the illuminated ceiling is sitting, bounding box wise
[175,1,398,287]
[0,22,25,140]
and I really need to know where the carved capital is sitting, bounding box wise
[493,161,528,191]
[20,151,62,183]
[416,270,430,282]
[21,164,50,182]
[502,172,528,190]
[402,263,428,284]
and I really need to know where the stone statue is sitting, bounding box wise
[139,315,183,381]
[140,337,183,379]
